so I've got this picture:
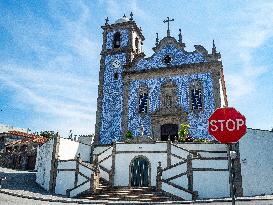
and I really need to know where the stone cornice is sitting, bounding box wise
[101,20,145,40]
[123,61,223,80]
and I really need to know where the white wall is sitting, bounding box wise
[55,170,75,195]
[193,171,229,198]
[240,129,273,196]
[58,138,91,162]
[114,143,168,186]
[36,139,54,191]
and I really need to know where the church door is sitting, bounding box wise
[161,124,178,141]
[130,157,149,187]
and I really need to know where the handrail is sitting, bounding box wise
[171,143,191,153]
[162,159,187,172]
[171,153,186,160]
[98,154,112,164]
[190,149,227,153]
[67,179,89,194]
[96,146,112,157]
[193,157,228,160]
[99,164,111,174]
[78,171,91,180]
[162,179,195,195]
[78,160,96,172]
[164,172,187,182]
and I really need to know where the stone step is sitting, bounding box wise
[80,188,173,202]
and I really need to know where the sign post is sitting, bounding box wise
[208,107,246,205]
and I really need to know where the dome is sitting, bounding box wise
[115,17,129,24]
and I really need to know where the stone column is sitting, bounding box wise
[167,137,171,167]
[156,161,163,191]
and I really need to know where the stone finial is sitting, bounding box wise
[129,12,133,21]
[139,26,142,31]
[105,17,109,25]
[123,14,126,18]
[178,29,182,43]
[77,153,81,160]
[212,39,217,54]
[155,33,159,46]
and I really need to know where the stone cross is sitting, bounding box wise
[105,17,109,25]
[163,17,174,37]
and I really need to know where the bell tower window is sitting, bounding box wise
[113,32,121,48]
[135,37,139,53]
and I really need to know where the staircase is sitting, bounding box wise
[157,143,198,200]
[80,179,172,202]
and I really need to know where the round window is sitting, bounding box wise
[163,55,172,64]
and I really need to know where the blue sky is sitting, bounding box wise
[0,0,272,137]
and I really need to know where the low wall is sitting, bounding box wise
[36,139,54,191]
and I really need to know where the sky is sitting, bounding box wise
[0,0,272,137]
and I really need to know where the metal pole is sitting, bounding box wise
[231,157,235,205]
[229,144,236,205]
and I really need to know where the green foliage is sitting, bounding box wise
[125,130,133,139]
[193,138,208,143]
[177,123,210,143]
[39,131,55,139]
[178,123,190,142]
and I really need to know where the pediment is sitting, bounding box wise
[131,37,208,71]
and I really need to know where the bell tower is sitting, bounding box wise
[95,13,145,144]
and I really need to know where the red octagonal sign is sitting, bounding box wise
[208,107,247,144]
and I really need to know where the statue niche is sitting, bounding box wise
[151,81,188,141]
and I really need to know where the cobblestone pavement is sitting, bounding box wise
[1,167,273,205]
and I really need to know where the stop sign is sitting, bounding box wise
[208,107,246,144]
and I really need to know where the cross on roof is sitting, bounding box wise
[163,17,174,37]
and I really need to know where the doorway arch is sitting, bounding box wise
[130,156,150,187]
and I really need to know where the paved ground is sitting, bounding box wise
[1,193,273,205]
[1,166,273,205]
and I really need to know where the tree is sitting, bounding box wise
[39,131,56,139]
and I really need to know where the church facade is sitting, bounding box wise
[95,14,228,144]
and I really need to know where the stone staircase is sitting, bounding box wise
[79,179,173,202]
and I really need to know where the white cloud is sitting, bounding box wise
[224,1,273,104]
[0,1,99,135]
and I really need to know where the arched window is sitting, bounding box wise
[113,32,121,48]
[135,37,139,53]
[138,86,148,114]
[189,81,203,111]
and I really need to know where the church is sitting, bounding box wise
[95,14,227,145]
[35,14,273,202]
